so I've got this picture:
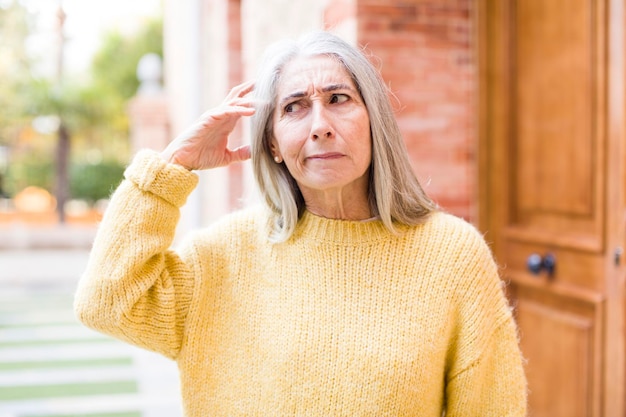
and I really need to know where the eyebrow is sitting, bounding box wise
[278,83,355,107]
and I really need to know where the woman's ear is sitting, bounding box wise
[269,138,281,161]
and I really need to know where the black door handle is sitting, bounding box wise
[527,253,556,277]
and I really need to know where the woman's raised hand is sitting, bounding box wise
[160,81,255,170]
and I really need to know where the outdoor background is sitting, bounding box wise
[1,0,184,416]
[0,0,477,416]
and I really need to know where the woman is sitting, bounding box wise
[75,31,527,416]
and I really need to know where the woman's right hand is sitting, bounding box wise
[160,81,256,171]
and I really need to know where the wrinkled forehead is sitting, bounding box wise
[275,54,357,98]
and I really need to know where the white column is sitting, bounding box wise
[240,0,329,203]
[164,0,232,237]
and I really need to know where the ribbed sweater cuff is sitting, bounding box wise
[124,149,199,207]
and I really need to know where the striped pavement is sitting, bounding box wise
[0,250,183,417]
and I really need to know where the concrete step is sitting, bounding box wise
[0,249,89,284]
[0,341,133,362]
[0,366,136,386]
[0,324,106,343]
[0,310,75,327]
[0,250,183,417]
[0,393,181,416]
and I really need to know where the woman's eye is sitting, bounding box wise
[285,102,301,113]
[330,93,349,104]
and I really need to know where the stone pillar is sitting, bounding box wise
[127,53,170,154]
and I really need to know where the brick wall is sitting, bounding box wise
[356,0,476,220]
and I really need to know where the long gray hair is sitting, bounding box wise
[251,31,437,242]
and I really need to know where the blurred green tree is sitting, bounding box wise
[0,0,36,199]
[91,18,163,101]
[0,2,163,217]
[0,0,32,147]
[65,18,163,205]
[70,161,125,203]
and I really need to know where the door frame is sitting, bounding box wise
[475,0,626,414]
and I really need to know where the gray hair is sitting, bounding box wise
[251,31,437,242]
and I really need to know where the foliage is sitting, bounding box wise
[91,19,163,100]
[4,151,54,195]
[0,0,34,146]
[69,161,125,203]
[20,18,165,149]
[20,78,99,133]
[0,5,163,202]
[68,18,164,155]
[4,156,125,203]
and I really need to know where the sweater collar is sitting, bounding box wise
[291,210,394,244]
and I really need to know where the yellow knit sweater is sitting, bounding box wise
[74,150,527,416]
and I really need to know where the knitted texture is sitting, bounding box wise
[74,150,527,416]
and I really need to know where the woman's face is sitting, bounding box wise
[271,55,372,205]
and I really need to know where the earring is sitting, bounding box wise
[274,155,282,163]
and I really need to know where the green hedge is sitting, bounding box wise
[69,161,124,202]
[3,158,124,203]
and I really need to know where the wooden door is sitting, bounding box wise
[478,0,626,415]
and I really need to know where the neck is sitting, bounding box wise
[302,190,372,221]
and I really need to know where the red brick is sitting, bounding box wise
[356,0,476,218]
[324,0,356,29]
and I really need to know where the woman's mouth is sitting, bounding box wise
[307,152,344,160]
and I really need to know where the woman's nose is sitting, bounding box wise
[309,103,334,140]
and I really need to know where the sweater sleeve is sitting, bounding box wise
[446,316,527,416]
[73,150,199,360]
[444,223,528,416]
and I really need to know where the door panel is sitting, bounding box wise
[503,241,605,291]
[510,0,605,253]
[478,0,624,415]
[515,0,595,217]
[515,289,602,417]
